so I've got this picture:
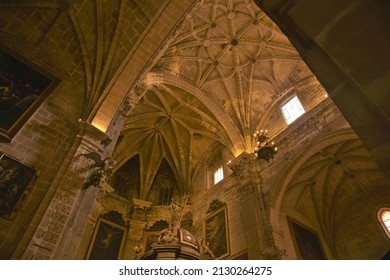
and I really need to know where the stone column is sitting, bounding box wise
[103,93,139,156]
[22,121,112,260]
[21,89,142,259]
[125,198,151,259]
[229,152,284,259]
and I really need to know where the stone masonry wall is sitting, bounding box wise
[0,0,165,259]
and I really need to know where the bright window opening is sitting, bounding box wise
[281,95,305,124]
[214,166,224,185]
[379,208,390,238]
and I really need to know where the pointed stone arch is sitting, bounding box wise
[269,128,390,259]
[147,158,180,205]
[109,154,141,200]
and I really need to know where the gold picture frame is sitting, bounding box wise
[287,216,326,260]
[86,217,127,260]
[0,44,58,142]
[0,152,37,219]
[203,205,230,259]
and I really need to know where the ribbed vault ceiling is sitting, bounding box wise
[152,0,308,145]
[115,0,318,198]
[114,83,231,198]
[281,138,390,253]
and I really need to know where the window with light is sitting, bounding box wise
[214,165,224,185]
[379,208,390,239]
[281,95,305,124]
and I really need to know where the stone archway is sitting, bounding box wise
[269,129,390,259]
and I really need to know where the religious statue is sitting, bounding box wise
[81,152,116,188]
[157,226,177,244]
[169,198,183,224]
[132,244,145,260]
[201,238,215,259]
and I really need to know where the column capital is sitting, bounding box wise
[130,198,153,221]
[77,120,111,151]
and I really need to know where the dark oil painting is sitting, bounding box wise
[288,217,326,260]
[86,218,127,260]
[0,153,37,219]
[204,205,230,259]
[0,46,57,142]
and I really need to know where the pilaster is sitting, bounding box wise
[22,121,112,259]
[128,198,152,243]
[229,152,285,259]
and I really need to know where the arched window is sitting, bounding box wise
[378,208,390,239]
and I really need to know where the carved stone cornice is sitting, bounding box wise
[228,151,267,193]
[206,199,226,214]
[132,198,153,210]
[146,220,170,232]
[100,210,126,226]
[274,99,344,160]
[77,119,111,150]
[120,94,136,117]
[130,198,153,221]
[227,151,253,176]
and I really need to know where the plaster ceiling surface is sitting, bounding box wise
[115,0,319,197]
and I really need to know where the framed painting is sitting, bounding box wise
[203,205,230,259]
[86,217,127,260]
[0,44,58,142]
[0,153,37,219]
[288,217,326,260]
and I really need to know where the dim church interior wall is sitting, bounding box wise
[0,40,85,259]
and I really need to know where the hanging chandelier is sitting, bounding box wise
[253,130,278,162]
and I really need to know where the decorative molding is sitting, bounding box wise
[120,94,137,117]
[130,198,152,221]
[78,120,111,148]
[227,152,252,175]
[100,210,126,227]
[275,100,345,159]
[206,199,226,214]
[146,220,169,232]
[132,198,153,210]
